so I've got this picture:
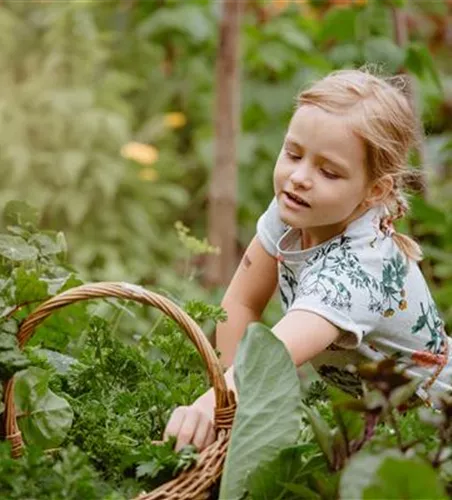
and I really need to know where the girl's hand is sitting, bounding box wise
[164,405,216,452]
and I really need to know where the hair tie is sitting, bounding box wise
[380,216,395,238]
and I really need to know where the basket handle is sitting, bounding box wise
[3,282,236,457]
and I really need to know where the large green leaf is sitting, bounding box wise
[28,232,66,257]
[35,348,79,375]
[14,367,73,449]
[0,235,38,262]
[219,323,302,500]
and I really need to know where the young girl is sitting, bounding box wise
[165,69,452,452]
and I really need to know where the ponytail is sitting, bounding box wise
[381,191,423,262]
[392,232,423,262]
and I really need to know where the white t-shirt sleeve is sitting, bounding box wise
[256,197,287,257]
[287,249,383,349]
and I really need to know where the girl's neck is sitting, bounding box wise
[300,203,371,250]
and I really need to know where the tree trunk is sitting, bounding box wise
[392,7,427,198]
[206,0,242,287]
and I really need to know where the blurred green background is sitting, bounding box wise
[0,0,451,330]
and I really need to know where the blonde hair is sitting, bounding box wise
[297,68,422,261]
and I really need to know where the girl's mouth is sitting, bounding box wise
[283,191,311,208]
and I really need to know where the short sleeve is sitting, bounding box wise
[256,198,287,257]
[287,247,383,349]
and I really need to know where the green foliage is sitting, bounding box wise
[221,348,452,500]
[0,2,192,284]
[363,456,447,499]
[0,1,451,498]
[135,438,199,489]
[0,325,29,380]
[0,442,118,500]
[0,203,225,495]
[56,313,209,490]
[246,444,326,500]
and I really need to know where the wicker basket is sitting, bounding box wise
[2,282,237,500]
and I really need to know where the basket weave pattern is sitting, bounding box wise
[3,282,236,500]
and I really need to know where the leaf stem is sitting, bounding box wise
[388,406,404,451]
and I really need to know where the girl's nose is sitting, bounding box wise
[289,161,313,189]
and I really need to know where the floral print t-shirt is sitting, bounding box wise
[257,198,452,402]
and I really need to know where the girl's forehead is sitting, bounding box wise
[287,105,366,165]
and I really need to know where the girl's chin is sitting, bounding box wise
[278,209,309,229]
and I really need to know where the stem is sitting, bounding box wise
[335,411,351,457]
[388,406,404,451]
[432,431,447,468]
[110,307,125,338]
[351,412,379,454]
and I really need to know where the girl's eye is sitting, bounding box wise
[321,169,340,180]
[285,150,302,161]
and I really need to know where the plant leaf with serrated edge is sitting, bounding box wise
[13,268,48,305]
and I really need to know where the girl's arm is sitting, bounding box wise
[215,235,278,368]
[165,309,340,451]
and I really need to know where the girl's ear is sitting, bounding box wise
[363,175,394,208]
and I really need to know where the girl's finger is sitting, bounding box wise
[163,406,188,441]
[191,413,213,451]
[175,409,201,451]
[201,422,216,451]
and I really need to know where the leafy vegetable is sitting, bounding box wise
[0,442,119,500]
[14,367,73,449]
[219,323,302,500]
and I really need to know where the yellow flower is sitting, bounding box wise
[163,112,187,129]
[121,142,159,165]
[399,300,408,311]
[138,167,159,182]
[383,308,395,318]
